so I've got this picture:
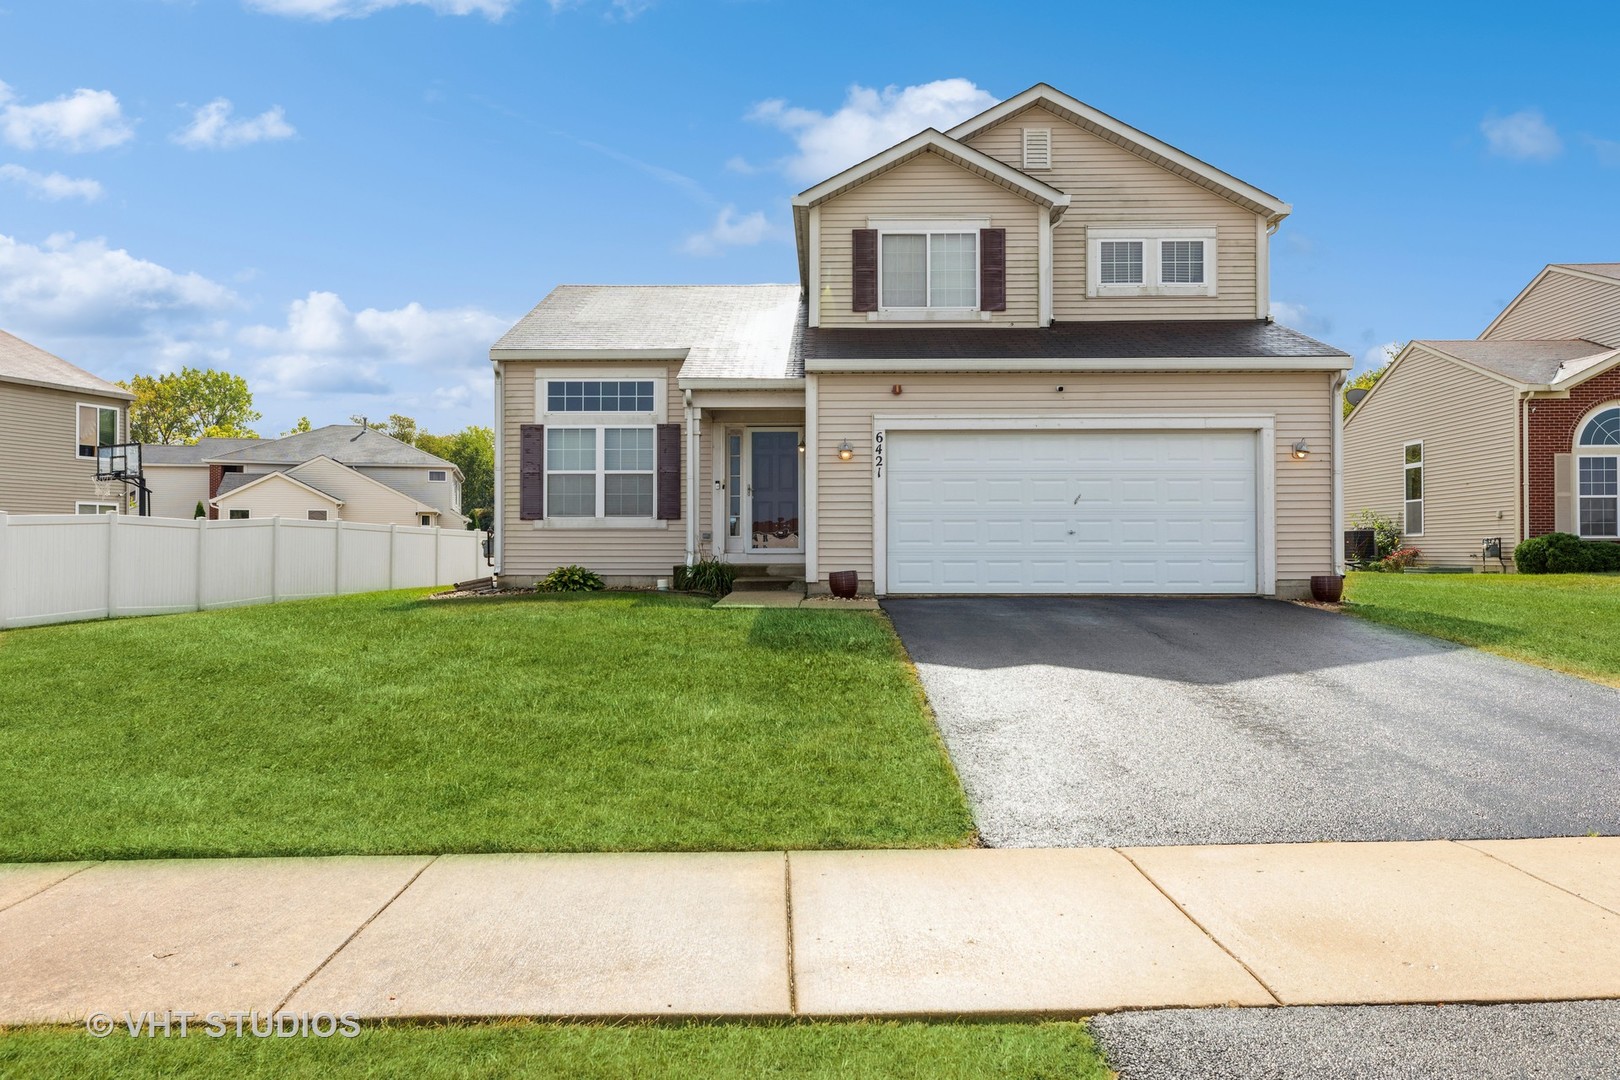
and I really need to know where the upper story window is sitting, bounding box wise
[880,231,977,310]
[1577,405,1620,539]
[1088,227,1218,298]
[428,469,448,482]
[76,403,119,459]
[546,380,655,413]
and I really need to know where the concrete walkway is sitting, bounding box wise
[1,838,1617,1024]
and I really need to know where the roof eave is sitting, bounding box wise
[0,373,135,400]
[803,355,1351,374]
[791,128,1070,210]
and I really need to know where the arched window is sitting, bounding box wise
[1576,405,1620,538]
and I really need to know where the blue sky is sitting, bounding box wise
[1,0,1616,437]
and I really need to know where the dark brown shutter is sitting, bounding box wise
[852,229,878,312]
[980,227,1007,311]
[656,422,681,521]
[519,423,544,520]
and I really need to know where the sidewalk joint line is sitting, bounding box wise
[1115,848,1283,1007]
[783,851,799,1016]
[1457,840,1620,919]
[273,854,440,1013]
[0,861,102,918]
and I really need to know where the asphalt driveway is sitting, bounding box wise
[883,597,1620,847]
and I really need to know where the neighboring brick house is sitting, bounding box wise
[1344,263,1620,568]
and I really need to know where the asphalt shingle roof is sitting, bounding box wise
[0,329,133,398]
[1417,339,1614,385]
[208,425,458,471]
[1557,263,1620,281]
[800,319,1348,362]
[492,285,804,380]
[142,437,260,465]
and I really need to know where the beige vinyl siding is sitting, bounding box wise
[500,360,686,578]
[816,151,1041,327]
[813,371,1334,587]
[145,464,210,519]
[1484,271,1620,346]
[1343,346,1521,567]
[288,458,430,525]
[0,381,127,514]
[963,106,1263,321]
[213,473,341,520]
[356,466,464,524]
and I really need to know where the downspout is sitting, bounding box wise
[684,388,698,566]
[492,361,504,577]
[1519,390,1533,543]
[1331,369,1347,575]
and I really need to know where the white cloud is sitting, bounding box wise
[0,163,103,201]
[239,291,508,397]
[548,0,654,17]
[1269,299,1332,337]
[1583,134,1620,168]
[0,233,237,335]
[0,80,134,152]
[243,0,514,18]
[748,79,998,183]
[174,99,296,150]
[681,206,776,256]
[1360,340,1400,373]
[1480,108,1562,161]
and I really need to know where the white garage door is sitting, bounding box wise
[885,429,1258,595]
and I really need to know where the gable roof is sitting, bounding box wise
[946,84,1291,222]
[286,456,443,516]
[491,285,804,383]
[1481,262,1620,340]
[212,469,344,506]
[1413,339,1616,387]
[207,424,460,474]
[142,437,260,466]
[0,329,134,399]
[1555,263,1620,282]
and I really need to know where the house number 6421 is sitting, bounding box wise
[873,431,884,478]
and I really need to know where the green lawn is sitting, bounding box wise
[0,1020,1109,1080]
[1344,571,1620,686]
[0,591,973,862]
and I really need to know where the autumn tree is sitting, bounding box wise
[119,368,260,444]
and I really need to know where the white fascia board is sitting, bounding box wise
[214,471,345,506]
[946,84,1291,220]
[1550,348,1620,390]
[0,373,135,399]
[791,128,1069,210]
[804,355,1353,374]
[489,347,690,362]
[677,377,805,391]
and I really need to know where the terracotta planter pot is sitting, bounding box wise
[1310,574,1345,603]
[828,570,859,599]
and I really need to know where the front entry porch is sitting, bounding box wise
[696,407,807,568]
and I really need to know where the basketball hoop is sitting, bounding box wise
[94,481,116,499]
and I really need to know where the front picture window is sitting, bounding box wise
[880,232,976,309]
[546,426,655,518]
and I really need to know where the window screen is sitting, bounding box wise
[1160,240,1205,284]
[1099,240,1144,285]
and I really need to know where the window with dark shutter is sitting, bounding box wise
[980,227,1007,312]
[852,229,878,312]
[519,423,544,520]
[656,422,681,520]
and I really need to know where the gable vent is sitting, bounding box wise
[1022,127,1052,170]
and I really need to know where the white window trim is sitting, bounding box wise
[427,470,448,483]
[228,509,250,520]
[74,402,120,461]
[533,367,668,529]
[867,217,988,321]
[75,501,119,515]
[1575,404,1620,540]
[1086,226,1218,298]
[1021,127,1052,170]
[1403,440,1425,538]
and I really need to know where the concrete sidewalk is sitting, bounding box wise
[0,838,1616,1024]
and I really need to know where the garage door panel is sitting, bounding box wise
[885,430,1258,595]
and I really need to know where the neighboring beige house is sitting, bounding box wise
[491,83,1351,597]
[141,425,467,527]
[0,329,134,516]
[1345,263,1620,568]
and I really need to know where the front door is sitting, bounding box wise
[749,430,801,551]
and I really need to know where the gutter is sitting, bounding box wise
[1330,369,1347,575]
[492,361,504,576]
[684,388,698,567]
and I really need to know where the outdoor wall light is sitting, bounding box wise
[1292,439,1310,459]
[798,438,806,454]
[837,440,855,462]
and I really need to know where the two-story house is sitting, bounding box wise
[0,329,134,516]
[491,84,1350,597]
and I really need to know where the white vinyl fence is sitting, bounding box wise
[0,512,486,630]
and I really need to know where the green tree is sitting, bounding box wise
[418,426,494,528]
[284,416,313,436]
[119,368,260,444]
[1343,345,1400,417]
[351,413,418,445]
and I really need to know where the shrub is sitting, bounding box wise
[1515,533,1620,574]
[1362,546,1421,572]
[536,565,605,592]
[675,557,738,596]
[1348,509,1403,561]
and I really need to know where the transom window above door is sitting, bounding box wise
[880,231,978,310]
[546,380,655,413]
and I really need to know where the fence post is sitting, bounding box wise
[270,516,280,604]
[388,524,397,590]
[195,516,206,612]
[434,525,442,586]
[0,512,8,629]
[106,511,118,619]
[333,519,344,596]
